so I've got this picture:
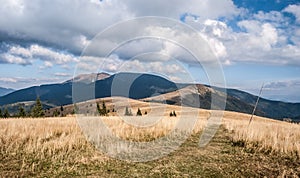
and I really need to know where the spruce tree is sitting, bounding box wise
[173,111,177,117]
[125,106,132,116]
[60,105,64,117]
[31,97,44,118]
[136,108,142,116]
[97,101,107,116]
[102,101,107,115]
[18,106,26,118]
[3,108,10,118]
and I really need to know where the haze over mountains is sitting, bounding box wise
[0,72,300,121]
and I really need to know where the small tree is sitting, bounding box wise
[31,97,44,118]
[74,104,79,113]
[18,106,26,118]
[136,108,142,116]
[3,108,10,118]
[125,106,133,116]
[60,105,64,117]
[102,101,107,114]
[170,111,176,117]
[144,111,147,115]
[173,111,177,117]
[53,109,60,117]
[97,101,108,116]
[0,108,2,118]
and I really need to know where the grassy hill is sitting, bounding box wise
[1,72,300,121]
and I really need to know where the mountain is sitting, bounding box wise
[0,72,300,120]
[226,88,300,119]
[0,72,179,108]
[143,84,264,116]
[64,72,110,84]
[0,87,14,96]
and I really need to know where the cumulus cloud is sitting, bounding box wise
[284,4,300,23]
[0,0,300,91]
[1,44,77,66]
[0,76,63,88]
[0,53,31,65]
[0,0,238,55]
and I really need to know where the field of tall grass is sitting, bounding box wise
[224,115,300,157]
[0,110,299,176]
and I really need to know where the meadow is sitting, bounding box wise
[0,108,299,177]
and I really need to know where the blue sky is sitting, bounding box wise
[0,0,300,102]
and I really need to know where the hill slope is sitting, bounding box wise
[1,72,300,120]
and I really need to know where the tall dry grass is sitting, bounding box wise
[1,110,299,175]
[224,115,300,157]
[0,114,207,161]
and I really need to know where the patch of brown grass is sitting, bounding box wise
[223,113,300,158]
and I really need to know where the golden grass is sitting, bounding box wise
[223,112,300,157]
[0,107,299,176]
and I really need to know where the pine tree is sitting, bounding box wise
[74,104,79,113]
[3,108,10,118]
[97,102,101,114]
[60,105,64,117]
[31,97,44,118]
[53,109,59,117]
[102,101,107,115]
[170,111,173,117]
[97,101,107,116]
[18,106,26,118]
[173,111,177,117]
[136,108,142,116]
[125,106,132,116]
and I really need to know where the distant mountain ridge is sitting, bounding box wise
[0,72,300,121]
[0,87,15,97]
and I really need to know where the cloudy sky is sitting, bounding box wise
[0,0,300,102]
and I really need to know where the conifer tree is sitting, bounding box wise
[125,106,133,116]
[18,106,26,118]
[31,97,44,118]
[136,108,142,116]
[3,108,10,118]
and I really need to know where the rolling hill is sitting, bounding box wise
[0,72,300,121]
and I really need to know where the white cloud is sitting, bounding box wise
[0,77,18,83]
[0,53,30,65]
[284,4,300,23]
[0,0,300,79]
[1,44,77,66]
[54,72,71,77]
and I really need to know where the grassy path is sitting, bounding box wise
[1,126,299,177]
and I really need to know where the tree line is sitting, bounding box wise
[0,98,178,118]
[0,97,45,118]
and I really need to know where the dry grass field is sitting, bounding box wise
[0,100,299,177]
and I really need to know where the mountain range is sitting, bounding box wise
[0,87,14,97]
[0,72,300,121]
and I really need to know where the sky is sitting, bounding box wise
[0,0,300,102]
